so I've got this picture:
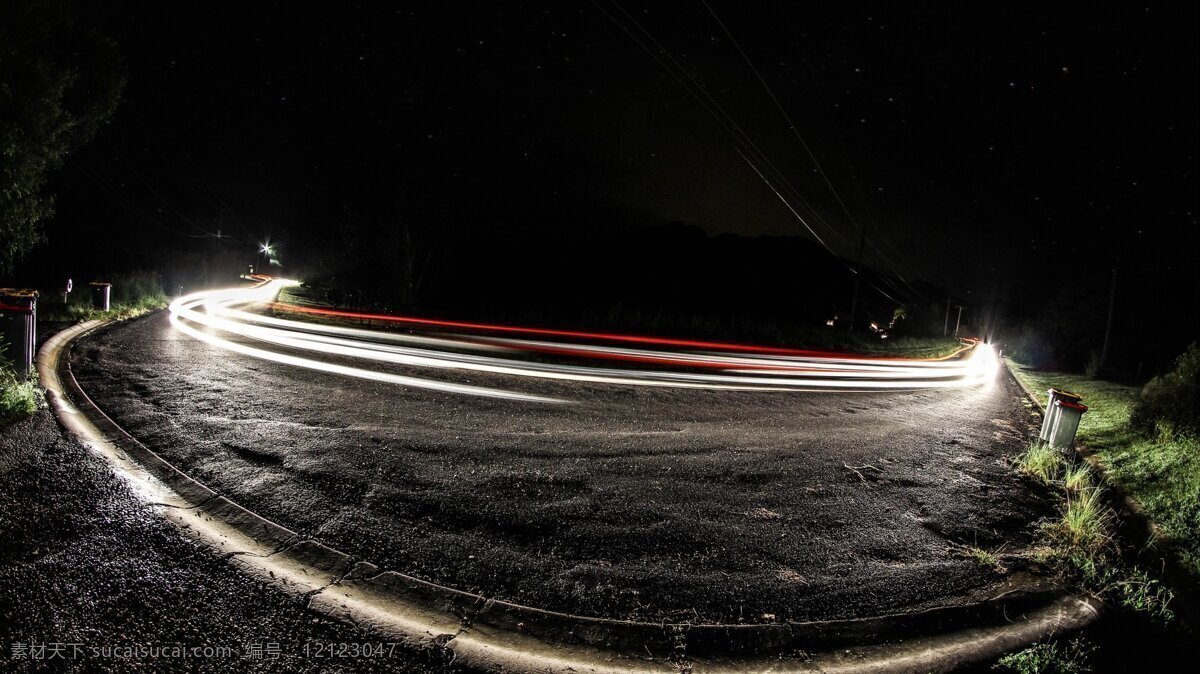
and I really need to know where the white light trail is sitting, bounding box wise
[168,280,1000,402]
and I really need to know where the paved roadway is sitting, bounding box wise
[69,306,1055,625]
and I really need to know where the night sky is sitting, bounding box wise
[22,2,1200,314]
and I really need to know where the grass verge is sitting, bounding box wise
[1007,369,1179,635]
[1006,359,1200,579]
[38,271,169,323]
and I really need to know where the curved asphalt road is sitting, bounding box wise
[69,307,1056,625]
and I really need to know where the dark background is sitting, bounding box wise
[6,1,1198,374]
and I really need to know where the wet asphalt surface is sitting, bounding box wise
[0,408,465,673]
[62,311,1059,626]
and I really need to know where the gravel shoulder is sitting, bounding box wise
[68,312,1058,625]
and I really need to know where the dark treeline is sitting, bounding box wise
[1001,259,1199,382]
[12,134,1193,373]
[295,211,950,345]
[11,181,949,348]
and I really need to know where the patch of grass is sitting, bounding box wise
[993,637,1094,674]
[1006,358,1200,578]
[1004,359,1134,440]
[1007,359,1182,626]
[1101,433,1200,574]
[1,362,43,425]
[1035,517,1177,625]
[1052,487,1114,552]
[1035,485,1116,588]
[959,545,1007,573]
[1096,565,1176,625]
[1062,464,1094,494]
[1016,440,1065,484]
[42,296,168,323]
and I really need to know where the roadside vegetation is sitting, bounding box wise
[1008,344,1200,579]
[957,544,1006,574]
[1002,344,1199,671]
[993,637,1094,674]
[38,270,169,323]
[1016,440,1064,485]
[1015,444,1175,623]
[840,334,966,359]
[0,346,43,425]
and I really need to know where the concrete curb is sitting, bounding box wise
[38,317,1102,672]
[1002,360,1048,417]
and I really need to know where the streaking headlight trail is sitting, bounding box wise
[168,278,1000,403]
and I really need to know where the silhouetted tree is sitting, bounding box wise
[0,0,124,272]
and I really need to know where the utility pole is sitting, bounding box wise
[848,228,867,331]
[1098,265,1117,374]
[954,305,965,337]
[943,289,952,336]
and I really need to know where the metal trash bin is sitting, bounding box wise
[90,282,112,311]
[1039,388,1083,442]
[1047,398,1088,451]
[0,289,38,378]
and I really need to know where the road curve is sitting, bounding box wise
[167,279,998,401]
[70,281,1056,625]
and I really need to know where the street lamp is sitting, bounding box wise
[257,242,275,272]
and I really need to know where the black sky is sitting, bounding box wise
[35,1,1200,305]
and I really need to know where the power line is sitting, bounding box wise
[101,137,221,239]
[701,0,863,234]
[593,0,858,260]
[70,161,209,240]
[701,0,931,304]
[616,5,922,315]
[599,0,927,311]
[597,0,919,312]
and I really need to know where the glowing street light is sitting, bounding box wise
[257,242,276,271]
